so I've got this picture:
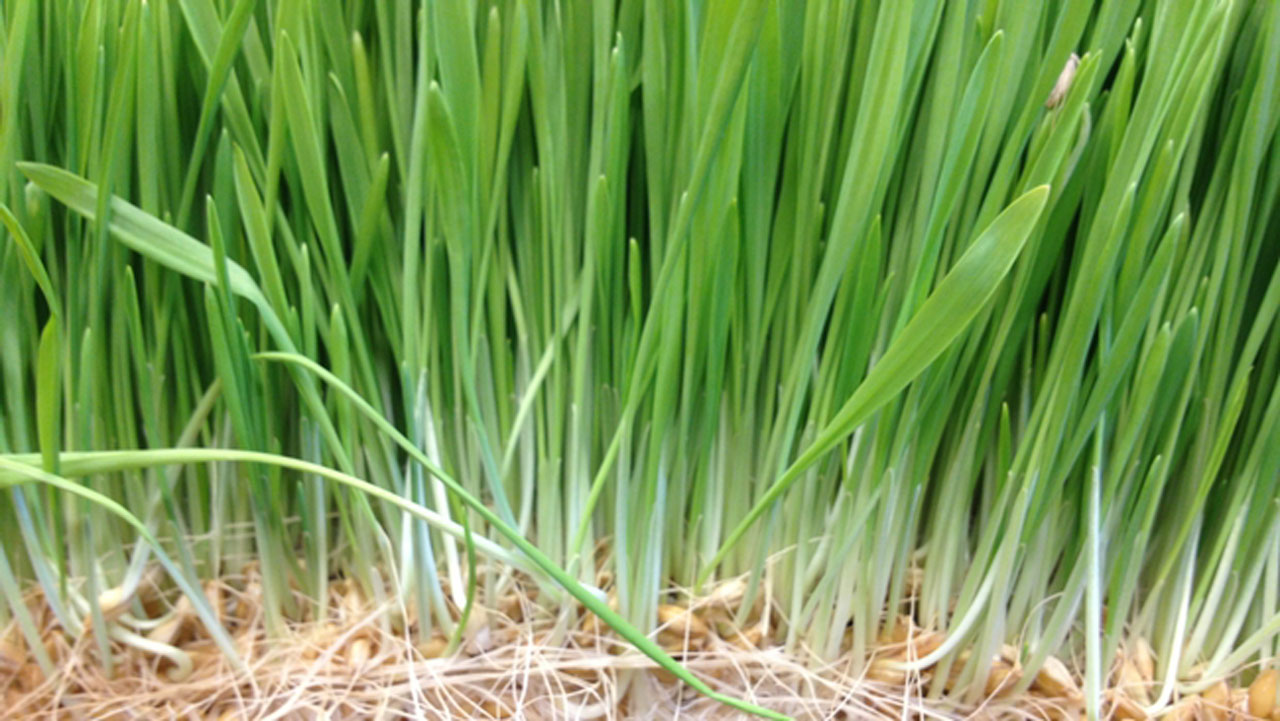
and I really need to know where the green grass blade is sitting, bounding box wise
[700,185,1050,585]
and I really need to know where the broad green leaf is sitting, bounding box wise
[18,162,271,312]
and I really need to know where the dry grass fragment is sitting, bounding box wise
[2,577,1274,720]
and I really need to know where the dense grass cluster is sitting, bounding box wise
[1,0,1279,718]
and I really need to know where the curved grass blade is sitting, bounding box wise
[246,352,788,720]
[16,161,360,476]
[18,162,271,311]
[0,203,62,320]
[0,457,245,675]
[699,185,1051,586]
[3,156,787,716]
[0,442,788,720]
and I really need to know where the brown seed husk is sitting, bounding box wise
[1202,680,1232,721]
[1250,669,1280,720]
[1118,658,1151,705]
[877,615,915,645]
[1131,638,1155,682]
[867,657,908,685]
[728,623,765,650]
[346,636,372,666]
[498,593,524,622]
[1166,695,1198,721]
[1108,691,1147,720]
[147,595,194,646]
[418,634,449,659]
[479,699,515,718]
[656,604,708,651]
[4,567,1273,721]
[1033,655,1081,700]
[984,659,1020,697]
[204,582,224,627]
[0,639,23,673]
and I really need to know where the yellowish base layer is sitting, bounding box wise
[2,569,1275,720]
